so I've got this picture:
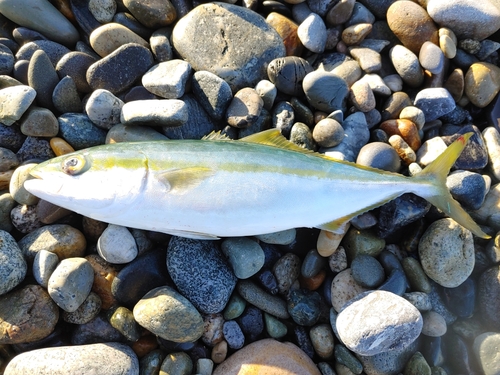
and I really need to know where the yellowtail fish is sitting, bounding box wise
[24,129,489,239]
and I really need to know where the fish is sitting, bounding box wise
[23,129,490,239]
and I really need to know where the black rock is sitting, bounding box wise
[267,56,312,96]
[293,325,315,359]
[421,335,444,367]
[287,288,321,326]
[255,268,279,295]
[440,277,475,318]
[0,123,25,152]
[442,125,488,170]
[71,313,124,345]
[478,265,500,330]
[377,269,408,296]
[16,136,55,163]
[446,170,486,210]
[237,306,264,342]
[351,254,385,288]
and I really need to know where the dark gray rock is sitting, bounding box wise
[351,254,385,288]
[302,70,349,113]
[192,70,232,121]
[15,40,71,66]
[267,56,312,96]
[478,265,500,331]
[446,170,487,210]
[16,136,55,163]
[0,230,27,295]
[58,113,107,150]
[167,236,237,314]
[56,51,97,93]
[27,49,59,110]
[52,76,83,113]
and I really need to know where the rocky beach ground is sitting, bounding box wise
[1,0,500,374]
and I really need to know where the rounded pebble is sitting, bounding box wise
[62,291,102,325]
[85,89,124,130]
[221,237,265,279]
[297,13,326,53]
[351,254,385,288]
[356,142,401,172]
[421,311,447,337]
[97,224,138,264]
[0,229,27,295]
[32,249,59,288]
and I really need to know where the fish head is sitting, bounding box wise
[24,145,148,218]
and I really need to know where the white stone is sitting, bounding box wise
[97,224,138,264]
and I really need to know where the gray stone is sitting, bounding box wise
[133,286,204,342]
[106,123,168,143]
[167,237,237,314]
[48,257,94,312]
[9,163,39,205]
[478,265,500,330]
[237,280,290,319]
[297,13,327,53]
[88,0,116,23]
[172,2,285,92]
[58,113,107,150]
[389,45,424,88]
[142,59,192,99]
[313,118,344,148]
[56,51,97,93]
[323,112,369,162]
[356,142,401,172]
[349,47,382,73]
[303,70,349,112]
[267,56,312,96]
[414,88,456,122]
[4,342,139,375]
[97,224,138,264]
[0,0,79,46]
[221,237,265,279]
[85,89,124,130]
[19,107,58,137]
[120,99,188,127]
[223,320,245,349]
[0,85,36,125]
[473,332,500,375]
[150,28,173,62]
[421,311,447,337]
[336,290,423,356]
[226,87,263,128]
[16,40,70,66]
[255,229,296,245]
[419,41,444,75]
[122,0,177,28]
[272,101,294,136]
[62,292,102,324]
[192,71,233,120]
[33,249,59,288]
[0,230,27,295]
[0,44,13,75]
[0,148,18,172]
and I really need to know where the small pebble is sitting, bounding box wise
[32,249,59,288]
[221,237,265,279]
[287,288,321,326]
[349,80,375,112]
[312,118,344,148]
[309,324,334,359]
[414,88,456,121]
[142,59,191,99]
[89,23,149,57]
[351,254,385,288]
[0,85,36,125]
[267,56,312,96]
[403,351,431,375]
[389,45,424,88]
[120,99,188,127]
[62,292,102,325]
[419,41,444,75]
[389,135,416,165]
[356,142,401,172]
[0,230,27,295]
[297,13,327,53]
[109,306,141,342]
[330,268,368,312]
[464,62,500,108]
[226,87,263,128]
[97,224,138,264]
[192,70,233,121]
[341,23,372,46]
[421,311,447,337]
[273,252,301,295]
[85,89,124,130]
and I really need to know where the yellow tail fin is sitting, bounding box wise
[415,133,490,239]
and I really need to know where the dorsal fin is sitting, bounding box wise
[202,131,232,141]
[241,129,319,155]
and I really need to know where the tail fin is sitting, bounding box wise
[414,133,490,239]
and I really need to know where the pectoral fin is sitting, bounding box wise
[156,167,215,194]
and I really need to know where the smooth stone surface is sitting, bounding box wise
[109,306,141,342]
[120,99,188,127]
[4,342,139,375]
[89,23,149,57]
[421,311,447,337]
[313,118,344,148]
[97,224,138,264]
[167,237,237,314]
[419,41,444,74]
[32,249,59,288]
[133,286,204,343]
[351,254,385,288]
[419,218,475,288]
[267,56,311,96]
[0,284,59,344]
[160,352,193,374]
[356,141,401,172]
[18,224,86,262]
[62,292,102,325]
[19,106,59,137]
[226,87,263,128]
[255,229,296,245]
[427,0,500,41]
[330,268,368,312]
[58,113,107,149]
[389,45,424,88]
[0,229,27,295]
[212,339,321,375]
[55,51,96,93]
[464,62,500,108]
[85,89,124,130]
[0,0,79,46]
[302,70,349,113]
[123,0,177,28]
[192,70,232,121]
[297,13,327,53]
[172,2,285,92]
[414,88,456,121]
[86,43,154,94]
[0,85,36,125]
[446,170,486,210]
[403,351,431,375]
[9,163,39,205]
[223,320,245,349]
[142,59,191,99]
[27,49,58,110]
[48,257,94,312]
[266,12,303,57]
[473,332,500,375]
[221,237,265,279]
[237,280,290,319]
[336,290,423,356]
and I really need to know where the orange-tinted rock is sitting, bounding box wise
[266,12,303,57]
[131,334,158,358]
[85,254,118,310]
[387,1,438,54]
[300,269,326,291]
[380,119,421,151]
[50,137,75,156]
[212,339,321,375]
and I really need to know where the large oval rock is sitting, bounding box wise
[172,2,285,92]
[4,342,139,375]
[0,285,59,344]
[336,290,423,356]
[167,237,237,314]
[133,286,204,343]
[213,338,321,375]
[0,230,27,295]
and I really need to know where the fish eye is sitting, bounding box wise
[62,155,87,176]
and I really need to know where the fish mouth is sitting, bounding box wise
[24,177,64,197]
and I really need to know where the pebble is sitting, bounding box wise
[464,62,500,108]
[97,224,138,264]
[55,51,96,93]
[0,192,15,232]
[120,99,188,127]
[418,218,475,288]
[473,332,500,375]
[264,312,287,339]
[85,254,117,310]
[358,73,391,96]
[32,249,59,288]
[267,56,312,96]
[223,320,245,349]
[213,339,321,375]
[351,254,385,288]
[238,305,264,342]
[342,226,386,260]
[350,80,375,112]
[47,257,94,312]
[192,70,233,121]
[273,101,295,136]
[336,290,423,356]
[50,137,75,156]
[111,249,168,308]
[85,89,124,130]
[389,45,424,88]
[18,224,86,262]
[347,47,381,75]
[0,85,36,125]
[440,34,457,59]
[419,41,444,75]
[302,70,349,113]
[0,284,59,344]
[10,204,43,233]
[446,170,486,210]
[0,44,13,75]
[402,256,431,294]
[427,0,500,41]
[88,0,116,23]
[19,106,58,137]
[237,280,290,319]
[414,88,456,121]
[9,163,39,205]
[323,112,369,161]
[0,0,79,46]
[312,117,344,148]
[310,324,334,359]
[421,311,447,337]
[149,28,173,62]
[403,351,431,375]
[478,265,500,330]
[16,40,70,66]
[330,268,368,312]
[4,342,139,375]
[356,141,401,172]
[160,352,193,375]
[142,59,191,99]
[226,87,263,128]
[298,13,327,53]
[273,252,301,295]
[0,229,27,295]
[403,292,432,312]
[380,119,421,151]
[386,1,438,54]
[254,80,277,111]
[134,285,204,342]
[109,306,141,342]
[58,113,107,149]
[62,292,101,325]
[86,43,154,94]
[221,237,265,279]
[172,2,285,91]
[287,288,321,326]
[27,49,59,110]
[167,237,237,314]
[123,0,176,28]
[255,229,296,245]
[89,23,149,57]
[266,12,303,57]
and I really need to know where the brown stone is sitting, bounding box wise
[85,254,118,310]
[465,62,500,108]
[300,269,326,291]
[122,0,176,28]
[212,339,321,375]
[131,334,158,358]
[380,119,421,151]
[381,91,413,121]
[387,1,439,54]
[225,87,263,128]
[0,285,59,344]
[266,13,303,57]
[444,68,464,102]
